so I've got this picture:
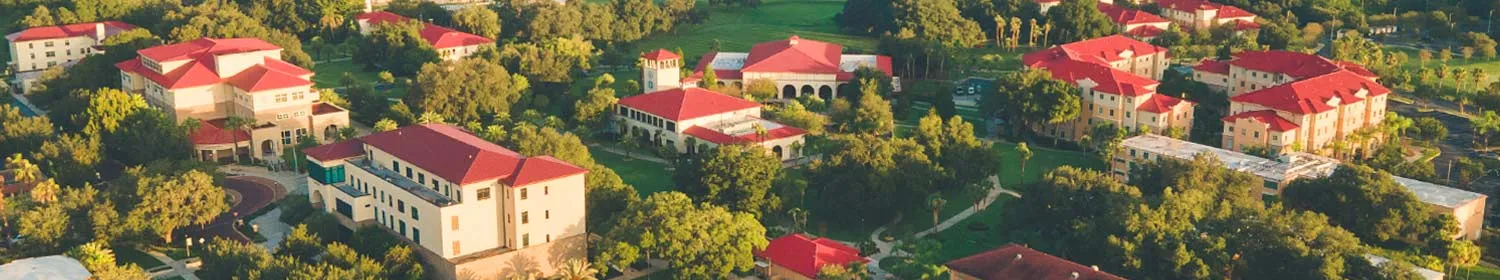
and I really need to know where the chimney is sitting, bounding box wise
[1092,265,1100,271]
[1014,253,1023,261]
[788,35,799,46]
[94,22,105,42]
[1070,272,1080,279]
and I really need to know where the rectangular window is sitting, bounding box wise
[275,93,288,103]
[478,188,491,200]
[522,234,530,247]
[544,186,549,195]
[547,234,551,242]
[413,228,421,243]
[522,212,529,224]
[398,200,405,213]
[393,160,400,171]
[411,207,419,220]
[399,221,407,236]
[453,241,461,255]
[452,216,459,230]
[545,210,550,219]
[520,188,528,200]
[281,131,292,145]
[405,167,412,178]
[45,51,55,57]
[44,42,53,47]
[418,173,425,184]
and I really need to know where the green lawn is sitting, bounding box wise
[1383,45,1500,88]
[311,60,381,89]
[589,146,676,195]
[622,0,877,58]
[116,247,165,270]
[1458,264,1500,280]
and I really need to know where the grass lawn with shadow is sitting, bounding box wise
[589,146,675,195]
[115,247,166,270]
[312,60,381,89]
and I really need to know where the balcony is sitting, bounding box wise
[350,158,457,207]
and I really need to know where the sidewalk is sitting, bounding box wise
[866,176,1019,277]
[586,143,668,164]
[221,165,308,194]
[252,208,293,251]
[144,250,201,280]
[607,259,669,280]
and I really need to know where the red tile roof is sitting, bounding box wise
[1222,110,1300,132]
[1138,94,1189,113]
[617,87,761,121]
[1231,19,1261,30]
[312,103,346,115]
[1022,35,1167,66]
[1229,51,1358,79]
[1098,3,1169,26]
[355,11,493,49]
[756,234,867,279]
[1124,25,1165,37]
[137,38,282,62]
[641,49,681,61]
[226,64,313,92]
[682,122,807,145]
[1157,0,1255,19]
[742,36,842,74]
[304,139,364,161]
[1193,59,1231,74]
[117,38,312,91]
[1034,59,1160,96]
[189,118,252,145]
[945,244,1125,280]
[351,124,586,186]
[5,21,136,42]
[1229,70,1390,114]
[420,23,493,49]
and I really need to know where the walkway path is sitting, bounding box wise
[586,143,669,164]
[607,259,669,280]
[252,208,293,251]
[221,165,307,195]
[144,250,201,280]
[864,176,1020,277]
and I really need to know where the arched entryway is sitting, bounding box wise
[772,146,784,160]
[261,140,275,156]
[716,81,726,87]
[324,125,339,140]
[782,85,797,99]
[310,190,325,210]
[818,85,834,100]
[800,85,814,97]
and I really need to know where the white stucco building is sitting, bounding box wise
[6,21,137,94]
[615,86,808,161]
[302,124,588,279]
[673,35,897,100]
[354,11,493,61]
[115,38,350,162]
[1021,35,1195,141]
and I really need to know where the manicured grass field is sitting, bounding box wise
[588,146,676,195]
[115,247,165,270]
[1458,264,1500,280]
[622,0,877,58]
[311,60,381,89]
[1383,45,1500,88]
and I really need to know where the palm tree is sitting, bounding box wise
[224,116,255,163]
[1027,18,1039,47]
[993,15,1006,48]
[1016,142,1033,178]
[1041,20,1053,47]
[787,207,809,233]
[752,123,768,143]
[1454,69,1469,91]
[553,259,598,280]
[1009,17,1022,50]
[1473,69,1487,93]
[418,112,446,124]
[927,193,947,226]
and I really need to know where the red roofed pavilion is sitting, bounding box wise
[673,35,897,101]
[354,11,493,60]
[615,87,809,161]
[946,244,1124,280]
[757,234,867,279]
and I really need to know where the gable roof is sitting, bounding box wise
[304,139,365,161]
[5,21,136,42]
[756,234,867,279]
[1157,0,1255,18]
[1138,94,1190,113]
[1221,110,1300,131]
[189,118,252,145]
[1098,3,1169,26]
[1229,70,1390,114]
[355,11,494,49]
[641,49,680,61]
[617,87,761,121]
[1231,19,1261,30]
[1193,59,1231,74]
[1022,35,1167,66]
[946,244,1125,280]
[1035,59,1160,96]
[1228,51,1350,79]
[682,121,807,145]
[117,38,312,91]
[1124,25,1166,37]
[350,124,587,186]
[741,36,842,74]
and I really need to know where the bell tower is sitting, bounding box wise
[640,49,681,93]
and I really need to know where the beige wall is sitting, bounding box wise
[438,45,485,61]
[1444,198,1487,240]
[765,264,814,280]
[642,58,681,92]
[9,35,101,73]
[1221,116,1297,153]
[446,235,587,280]
[1194,71,1229,89]
[949,271,981,280]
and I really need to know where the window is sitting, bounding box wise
[398,200,405,213]
[453,241,461,255]
[399,221,407,236]
[45,51,55,58]
[478,188,491,200]
[392,160,400,171]
[520,188,528,200]
[545,210,550,219]
[522,212,529,224]
[413,228,421,243]
[275,93,288,103]
[452,216,459,230]
[522,234,530,247]
[44,42,53,47]
[544,186,549,195]
[411,207,419,220]
[418,173,425,184]
[281,131,293,145]
[547,234,551,242]
[405,167,412,178]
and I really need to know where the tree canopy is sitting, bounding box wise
[598,192,767,278]
[354,20,440,76]
[408,58,529,123]
[674,144,782,217]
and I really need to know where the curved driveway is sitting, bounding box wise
[185,176,285,243]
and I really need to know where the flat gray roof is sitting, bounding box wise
[1391,176,1487,209]
[1121,134,1338,182]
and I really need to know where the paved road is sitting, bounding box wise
[184,176,285,243]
